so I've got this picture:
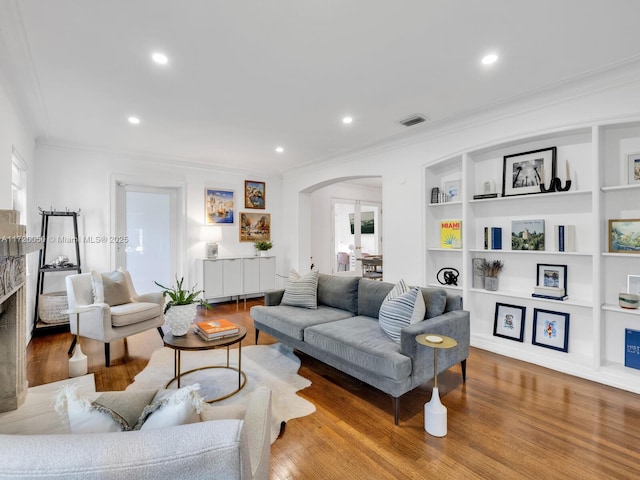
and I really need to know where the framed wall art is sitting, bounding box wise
[205,188,234,225]
[536,263,567,292]
[628,275,640,295]
[609,219,640,253]
[628,152,640,185]
[493,303,526,342]
[443,179,461,202]
[502,147,556,197]
[239,212,271,242]
[244,180,266,209]
[532,308,569,352]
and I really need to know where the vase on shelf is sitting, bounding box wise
[485,276,499,291]
[164,303,197,336]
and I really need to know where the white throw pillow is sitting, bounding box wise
[383,279,426,323]
[54,384,121,433]
[139,384,204,430]
[280,269,319,309]
[379,287,424,343]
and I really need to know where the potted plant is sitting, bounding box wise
[481,260,504,291]
[154,276,210,336]
[254,241,273,257]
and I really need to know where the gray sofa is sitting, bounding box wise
[250,275,470,424]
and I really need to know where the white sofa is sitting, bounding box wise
[0,387,272,480]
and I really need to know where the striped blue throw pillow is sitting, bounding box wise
[280,269,319,309]
[379,287,422,343]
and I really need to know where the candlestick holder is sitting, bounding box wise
[540,178,571,193]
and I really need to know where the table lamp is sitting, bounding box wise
[201,226,222,259]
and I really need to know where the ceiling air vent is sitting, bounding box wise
[398,114,428,127]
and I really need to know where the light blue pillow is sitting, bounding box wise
[280,269,319,309]
[379,287,423,343]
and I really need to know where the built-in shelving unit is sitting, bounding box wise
[423,118,640,395]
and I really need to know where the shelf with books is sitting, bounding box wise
[469,248,592,256]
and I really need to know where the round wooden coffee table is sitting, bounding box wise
[163,325,247,403]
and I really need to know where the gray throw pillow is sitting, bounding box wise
[280,269,319,309]
[101,271,131,306]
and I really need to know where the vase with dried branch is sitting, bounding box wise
[481,260,504,291]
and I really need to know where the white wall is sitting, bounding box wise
[286,69,640,287]
[33,144,283,299]
[0,76,38,342]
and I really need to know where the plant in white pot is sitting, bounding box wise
[481,260,504,291]
[254,241,273,257]
[154,276,210,336]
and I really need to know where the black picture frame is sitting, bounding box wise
[493,302,526,342]
[502,147,557,197]
[536,263,568,295]
[532,308,569,352]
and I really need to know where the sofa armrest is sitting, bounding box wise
[400,310,470,379]
[264,289,285,306]
[243,386,272,480]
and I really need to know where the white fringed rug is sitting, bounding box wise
[127,343,316,442]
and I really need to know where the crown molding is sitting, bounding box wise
[0,0,49,136]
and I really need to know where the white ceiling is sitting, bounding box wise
[2,0,640,174]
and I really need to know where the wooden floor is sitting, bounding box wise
[27,299,640,479]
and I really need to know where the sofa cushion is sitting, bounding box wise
[251,304,354,340]
[357,279,394,318]
[110,302,162,327]
[92,390,159,430]
[139,384,204,430]
[281,269,319,309]
[304,316,412,381]
[420,288,448,319]
[317,274,360,314]
[379,287,424,343]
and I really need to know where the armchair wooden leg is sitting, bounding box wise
[255,329,260,345]
[461,359,467,383]
[105,343,110,367]
[67,337,77,355]
[393,396,400,425]
[157,326,164,339]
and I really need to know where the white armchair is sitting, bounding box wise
[65,270,165,366]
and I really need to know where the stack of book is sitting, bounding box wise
[532,286,568,301]
[194,318,239,341]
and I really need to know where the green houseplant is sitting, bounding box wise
[254,241,273,256]
[154,276,210,336]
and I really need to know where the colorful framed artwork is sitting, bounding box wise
[239,212,271,242]
[443,179,461,202]
[609,219,640,253]
[536,263,568,293]
[502,147,556,197]
[532,308,569,352]
[244,180,266,209]
[511,219,545,251]
[205,188,234,225]
[493,303,526,342]
[628,152,640,185]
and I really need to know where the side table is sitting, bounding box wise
[62,306,95,377]
[416,333,458,437]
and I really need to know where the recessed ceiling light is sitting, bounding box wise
[481,53,498,65]
[342,116,353,124]
[128,116,140,125]
[275,146,284,153]
[151,52,168,65]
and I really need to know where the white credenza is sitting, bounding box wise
[202,256,276,303]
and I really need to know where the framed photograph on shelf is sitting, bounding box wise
[443,180,461,202]
[532,308,569,352]
[244,180,266,209]
[628,152,640,185]
[239,212,271,242]
[536,263,567,292]
[502,147,557,197]
[204,188,234,225]
[493,303,526,342]
[512,219,545,251]
[609,219,640,253]
[628,275,640,295]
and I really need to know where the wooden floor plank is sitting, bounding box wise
[25,298,640,479]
